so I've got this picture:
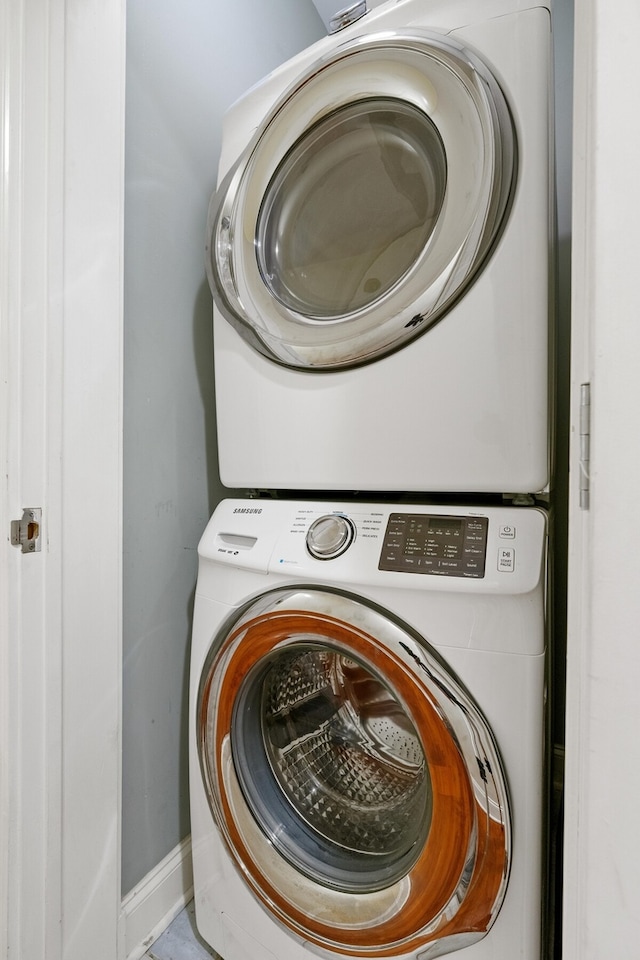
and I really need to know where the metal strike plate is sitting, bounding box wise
[10,508,42,554]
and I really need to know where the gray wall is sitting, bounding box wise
[122,0,324,896]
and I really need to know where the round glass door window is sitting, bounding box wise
[232,642,432,892]
[256,100,447,320]
[207,31,515,369]
[198,587,511,956]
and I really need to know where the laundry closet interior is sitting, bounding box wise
[122,1,573,959]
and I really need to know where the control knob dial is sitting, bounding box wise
[306,514,355,560]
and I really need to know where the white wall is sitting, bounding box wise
[122,0,324,895]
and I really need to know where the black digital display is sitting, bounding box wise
[378,513,488,578]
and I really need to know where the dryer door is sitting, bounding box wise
[206,30,515,370]
[197,586,511,958]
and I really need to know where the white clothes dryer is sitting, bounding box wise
[189,497,547,960]
[206,0,553,495]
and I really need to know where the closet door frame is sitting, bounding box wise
[564,1,640,957]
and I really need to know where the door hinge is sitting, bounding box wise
[10,507,42,553]
[579,383,591,510]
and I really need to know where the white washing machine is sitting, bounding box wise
[206,0,553,494]
[189,497,547,960]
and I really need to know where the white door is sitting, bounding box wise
[0,2,125,959]
[207,30,515,369]
[198,585,510,957]
[564,0,640,956]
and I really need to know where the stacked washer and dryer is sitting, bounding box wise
[190,2,554,960]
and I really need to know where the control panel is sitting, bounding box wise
[379,513,489,579]
[199,500,544,593]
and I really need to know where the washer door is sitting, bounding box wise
[197,587,511,958]
[206,31,515,370]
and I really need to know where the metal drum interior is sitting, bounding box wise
[232,642,432,892]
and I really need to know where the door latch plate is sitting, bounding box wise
[10,508,42,553]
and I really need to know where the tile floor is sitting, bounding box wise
[144,900,220,960]
[146,890,561,960]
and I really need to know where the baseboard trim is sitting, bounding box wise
[121,835,193,960]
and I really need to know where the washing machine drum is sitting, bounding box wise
[197,587,511,957]
[206,30,516,370]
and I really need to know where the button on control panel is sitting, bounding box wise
[498,546,516,573]
[379,513,489,579]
